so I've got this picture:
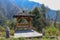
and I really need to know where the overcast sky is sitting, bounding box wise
[29,0,60,10]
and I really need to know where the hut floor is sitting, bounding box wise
[14,30,42,38]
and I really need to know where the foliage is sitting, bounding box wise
[45,24,60,36]
[29,4,47,31]
[0,38,25,40]
[0,38,6,40]
[0,26,6,37]
[10,30,14,36]
[41,36,51,40]
[0,32,6,37]
[0,26,5,31]
[0,37,58,40]
[56,22,60,30]
[29,7,41,31]
[18,38,25,40]
[0,12,7,26]
[5,20,11,27]
[9,38,21,40]
[40,4,47,28]
[5,19,16,30]
[18,19,29,24]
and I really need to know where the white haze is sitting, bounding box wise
[29,0,60,10]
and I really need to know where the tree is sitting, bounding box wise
[54,11,59,27]
[40,4,47,28]
[29,7,41,31]
[29,4,47,32]
[0,12,7,26]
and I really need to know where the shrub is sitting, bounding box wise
[0,37,6,40]
[10,38,19,40]
[9,38,25,40]
[41,36,51,40]
[18,38,25,40]
[0,26,5,31]
[0,26,6,37]
[0,32,6,37]
[10,30,14,36]
[45,24,60,36]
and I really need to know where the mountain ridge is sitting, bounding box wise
[0,0,20,19]
[12,0,60,22]
[0,0,60,22]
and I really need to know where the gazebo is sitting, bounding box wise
[13,11,34,30]
[13,11,42,38]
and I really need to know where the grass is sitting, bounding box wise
[0,30,60,40]
[0,36,60,40]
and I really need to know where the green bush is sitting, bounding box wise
[0,26,5,31]
[0,38,6,40]
[9,38,25,40]
[10,38,19,40]
[41,36,51,40]
[45,24,60,36]
[0,26,6,37]
[10,30,14,36]
[18,38,25,40]
[0,32,6,37]
[0,38,25,40]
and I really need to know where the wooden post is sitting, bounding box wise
[6,27,10,38]
[29,17,32,29]
[42,28,45,36]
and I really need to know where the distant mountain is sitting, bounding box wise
[0,0,55,19]
[11,0,56,21]
[0,0,20,19]
[0,0,60,22]
[12,0,41,10]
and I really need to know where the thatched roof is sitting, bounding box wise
[13,11,35,18]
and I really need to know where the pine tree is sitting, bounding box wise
[29,5,47,32]
[40,4,47,28]
[29,7,41,31]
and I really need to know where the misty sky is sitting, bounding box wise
[29,0,60,10]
